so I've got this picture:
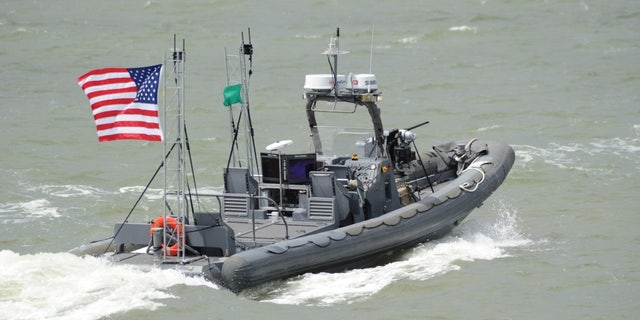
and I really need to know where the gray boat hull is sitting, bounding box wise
[212,140,515,293]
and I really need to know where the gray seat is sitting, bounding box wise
[223,167,259,217]
[310,171,337,198]
[224,167,258,194]
[309,171,350,221]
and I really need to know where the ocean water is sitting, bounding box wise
[1,1,639,319]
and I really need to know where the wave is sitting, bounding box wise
[0,199,60,223]
[0,250,216,320]
[118,186,164,200]
[1,184,115,224]
[513,134,640,173]
[256,199,531,306]
[396,35,420,44]
[449,25,478,33]
[1,180,226,224]
[28,184,113,198]
[475,124,503,132]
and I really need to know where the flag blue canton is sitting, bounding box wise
[128,65,162,104]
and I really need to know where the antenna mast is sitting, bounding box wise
[369,25,375,74]
[224,28,258,176]
[162,35,187,261]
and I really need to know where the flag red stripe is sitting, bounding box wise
[96,121,161,131]
[98,133,163,142]
[85,86,138,100]
[93,108,158,120]
[89,98,136,111]
[80,77,134,91]
[77,68,128,83]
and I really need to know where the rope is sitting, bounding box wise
[459,167,486,192]
[458,160,491,192]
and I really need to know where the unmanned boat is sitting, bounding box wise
[71,29,515,293]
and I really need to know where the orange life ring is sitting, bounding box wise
[162,242,181,256]
[149,216,184,256]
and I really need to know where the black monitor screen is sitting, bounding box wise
[260,153,281,183]
[285,154,317,184]
[261,153,317,184]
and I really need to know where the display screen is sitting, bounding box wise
[286,155,317,184]
[260,153,317,184]
[260,153,281,183]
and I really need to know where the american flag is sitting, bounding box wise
[77,64,163,142]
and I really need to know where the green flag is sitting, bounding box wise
[223,84,243,106]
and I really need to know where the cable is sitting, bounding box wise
[104,140,178,254]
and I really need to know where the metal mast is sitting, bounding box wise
[162,36,187,261]
[224,29,257,177]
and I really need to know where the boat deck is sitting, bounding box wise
[106,217,331,274]
[225,216,333,246]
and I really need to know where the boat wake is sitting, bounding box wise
[252,199,532,306]
[0,250,216,320]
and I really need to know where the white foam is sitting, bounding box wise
[514,135,639,173]
[262,200,530,306]
[119,186,164,200]
[397,36,419,44]
[0,251,217,320]
[513,144,549,165]
[0,199,60,221]
[449,25,478,33]
[475,124,503,132]
[590,137,640,154]
[28,184,112,198]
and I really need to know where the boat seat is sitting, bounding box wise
[224,167,258,194]
[222,167,259,218]
[311,171,336,198]
[309,171,350,221]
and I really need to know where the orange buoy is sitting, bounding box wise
[149,216,184,256]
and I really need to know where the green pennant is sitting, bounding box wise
[223,84,243,106]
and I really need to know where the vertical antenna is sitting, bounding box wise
[369,24,375,74]
[223,29,258,176]
[331,28,340,95]
[335,27,340,74]
[163,34,186,260]
[240,28,258,176]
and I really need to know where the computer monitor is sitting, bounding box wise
[285,153,317,184]
[260,152,317,184]
[260,153,281,184]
